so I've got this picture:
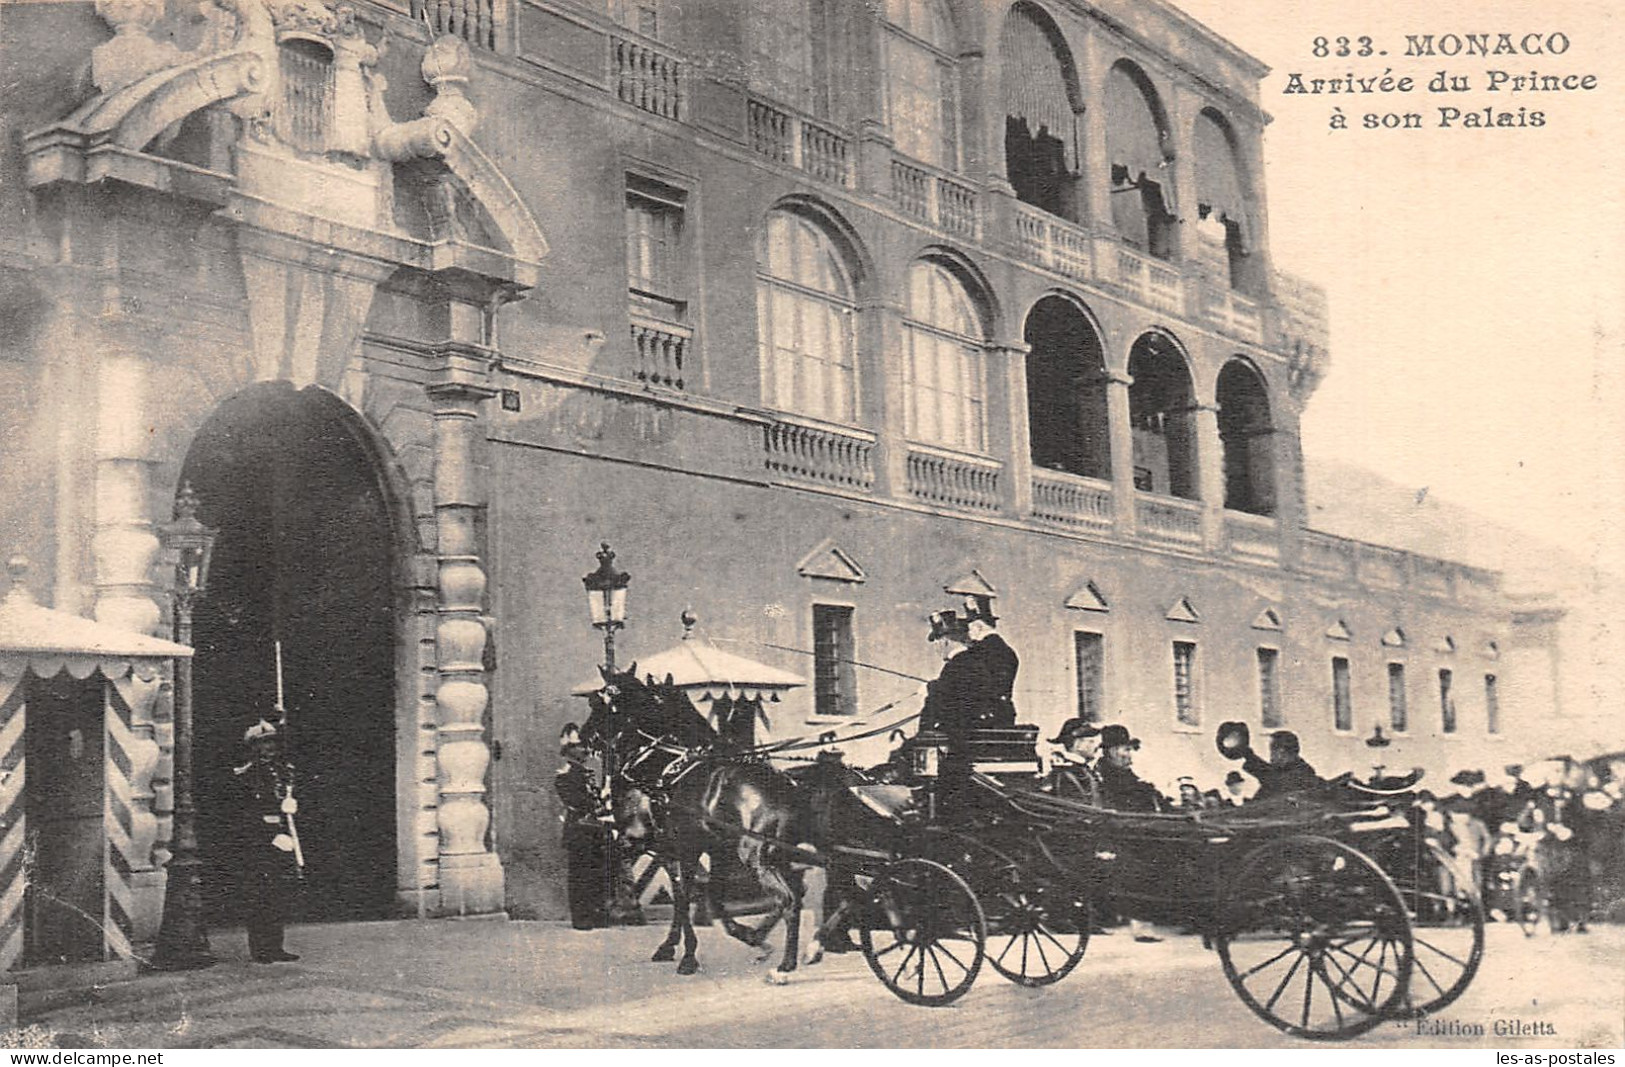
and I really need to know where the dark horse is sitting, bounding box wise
[581,666,818,982]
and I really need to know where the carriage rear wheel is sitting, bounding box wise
[1215,835,1414,1041]
[859,857,987,1006]
[1390,840,1486,1018]
[924,830,1090,988]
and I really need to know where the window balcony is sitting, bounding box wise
[746,97,852,188]
[629,313,690,390]
[1031,469,1113,530]
[1135,491,1202,547]
[412,0,503,51]
[761,415,876,493]
[889,155,979,240]
[905,443,1001,513]
[1011,202,1091,282]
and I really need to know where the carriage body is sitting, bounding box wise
[883,730,1487,1040]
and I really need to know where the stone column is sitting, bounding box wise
[1166,89,1202,269]
[93,329,162,638]
[426,331,504,916]
[866,300,911,501]
[1104,371,1137,534]
[988,341,1033,516]
[1192,401,1226,552]
[1076,33,1116,255]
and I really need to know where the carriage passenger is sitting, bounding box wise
[1094,724,1165,943]
[1241,730,1323,802]
[1041,718,1102,803]
[920,596,1020,821]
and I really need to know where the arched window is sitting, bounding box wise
[756,210,858,424]
[1025,296,1110,480]
[1000,3,1080,220]
[1127,332,1198,499]
[1216,359,1276,515]
[883,0,958,170]
[1194,109,1260,292]
[904,260,986,452]
[1106,63,1176,259]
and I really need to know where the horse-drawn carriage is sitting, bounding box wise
[585,669,1485,1041]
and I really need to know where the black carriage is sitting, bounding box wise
[864,729,1487,1039]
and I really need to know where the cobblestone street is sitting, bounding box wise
[17,919,1621,1049]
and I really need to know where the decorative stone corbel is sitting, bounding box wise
[373,34,479,161]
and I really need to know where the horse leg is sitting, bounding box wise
[673,852,700,975]
[650,857,681,962]
[799,866,826,966]
[752,855,801,984]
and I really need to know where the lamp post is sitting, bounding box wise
[581,543,642,925]
[154,483,218,970]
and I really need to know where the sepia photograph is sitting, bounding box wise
[0,0,1619,1050]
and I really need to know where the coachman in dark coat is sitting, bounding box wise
[919,597,1019,821]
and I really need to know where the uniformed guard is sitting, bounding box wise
[555,739,610,930]
[233,718,301,963]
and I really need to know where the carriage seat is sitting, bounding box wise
[850,783,919,823]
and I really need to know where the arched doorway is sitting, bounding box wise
[181,383,400,923]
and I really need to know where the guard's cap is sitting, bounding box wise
[244,719,279,743]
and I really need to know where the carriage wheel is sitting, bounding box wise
[859,857,987,1006]
[1215,835,1414,1041]
[1514,865,1545,937]
[1390,840,1486,1018]
[924,830,1090,988]
[981,871,1091,988]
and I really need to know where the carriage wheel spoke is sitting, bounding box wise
[1411,952,1448,998]
[1317,959,1347,1031]
[1263,950,1306,1013]
[1036,925,1075,960]
[933,938,971,975]
[1320,944,1379,1014]
[1329,940,1405,984]
[1415,936,1470,970]
[925,945,953,992]
[1020,929,1030,976]
[1031,931,1052,976]
[890,942,920,988]
[992,933,1019,966]
[1239,941,1300,981]
[1300,953,1316,1029]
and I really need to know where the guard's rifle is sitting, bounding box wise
[273,640,306,877]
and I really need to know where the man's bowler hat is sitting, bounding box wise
[1099,724,1140,751]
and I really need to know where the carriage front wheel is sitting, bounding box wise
[859,857,987,1007]
[1214,835,1414,1041]
[1390,840,1487,1018]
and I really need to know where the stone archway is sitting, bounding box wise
[180,383,404,923]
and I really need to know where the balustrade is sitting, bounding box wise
[905,446,1001,513]
[890,156,979,238]
[762,418,875,492]
[1135,492,1203,546]
[1031,470,1113,529]
[747,97,850,186]
[1012,203,1090,281]
[415,0,497,50]
[1203,287,1264,343]
[1225,511,1280,562]
[612,36,684,120]
[629,316,689,389]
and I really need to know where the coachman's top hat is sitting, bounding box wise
[927,609,969,643]
[1216,720,1250,759]
[1049,718,1102,745]
[1099,724,1140,751]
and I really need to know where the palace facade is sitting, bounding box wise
[0,0,1559,943]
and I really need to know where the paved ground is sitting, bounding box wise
[11,919,1621,1049]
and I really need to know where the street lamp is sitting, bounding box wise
[154,483,218,971]
[581,542,630,673]
[580,543,642,926]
